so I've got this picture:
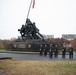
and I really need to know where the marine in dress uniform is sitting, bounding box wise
[54,44,58,58]
[62,45,66,58]
[49,44,53,58]
[69,45,73,59]
[44,44,47,56]
[39,44,43,56]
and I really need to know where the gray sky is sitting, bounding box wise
[0,0,76,39]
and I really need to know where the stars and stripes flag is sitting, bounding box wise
[32,0,35,8]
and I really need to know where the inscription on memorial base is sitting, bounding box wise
[18,44,26,48]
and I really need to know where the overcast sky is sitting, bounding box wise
[0,0,76,39]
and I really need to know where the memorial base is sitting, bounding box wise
[12,39,49,52]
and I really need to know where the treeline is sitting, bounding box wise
[48,38,76,51]
[0,40,14,50]
[0,38,76,51]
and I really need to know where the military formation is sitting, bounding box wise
[39,44,74,59]
[18,18,44,40]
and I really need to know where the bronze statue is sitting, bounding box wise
[18,18,44,40]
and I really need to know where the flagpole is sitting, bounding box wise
[26,0,33,19]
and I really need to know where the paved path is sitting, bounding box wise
[0,53,76,61]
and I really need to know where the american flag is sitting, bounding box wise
[32,0,35,8]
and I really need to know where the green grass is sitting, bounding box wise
[0,49,7,52]
[0,49,39,54]
[0,49,70,55]
[0,60,76,75]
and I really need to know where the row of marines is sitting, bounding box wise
[39,44,73,59]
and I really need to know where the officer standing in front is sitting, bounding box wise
[69,45,73,59]
[49,44,53,58]
[39,44,43,56]
[54,44,58,58]
[62,45,66,58]
[44,44,47,56]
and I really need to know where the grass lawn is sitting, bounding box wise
[0,49,70,55]
[0,60,76,75]
[0,49,39,54]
